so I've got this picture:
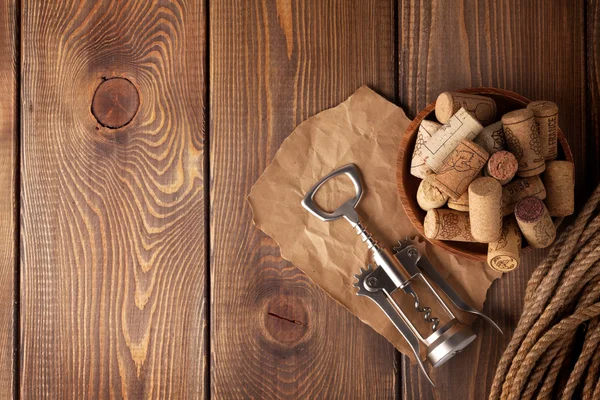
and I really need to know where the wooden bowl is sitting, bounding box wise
[396,87,573,261]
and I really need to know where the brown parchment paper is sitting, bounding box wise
[248,86,501,361]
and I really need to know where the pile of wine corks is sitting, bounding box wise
[411,92,574,273]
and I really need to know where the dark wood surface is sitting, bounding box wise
[209,1,398,398]
[0,0,16,396]
[588,0,600,191]
[19,1,206,398]
[0,0,597,398]
[398,1,592,398]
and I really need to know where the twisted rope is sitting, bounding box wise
[490,184,600,400]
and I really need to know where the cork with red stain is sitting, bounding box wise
[514,196,556,248]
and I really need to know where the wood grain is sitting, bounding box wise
[588,0,600,189]
[8,1,596,398]
[20,1,206,398]
[0,0,17,396]
[398,1,589,398]
[210,0,397,398]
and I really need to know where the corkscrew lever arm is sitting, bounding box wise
[354,266,434,386]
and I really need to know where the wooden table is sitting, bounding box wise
[0,0,598,398]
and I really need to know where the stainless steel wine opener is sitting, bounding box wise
[301,164,502,386]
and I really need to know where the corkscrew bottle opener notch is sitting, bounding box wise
[301,164,502,386]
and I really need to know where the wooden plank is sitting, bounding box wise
[588,0,600,188]
[0,0,17,396]
[210,1,398,398]
[20,1,206,397]
[398,1,588,398]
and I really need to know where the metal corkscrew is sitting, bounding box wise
[409,289,440,331]
[302,164,502,386]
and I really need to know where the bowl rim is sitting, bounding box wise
[396,87,574,261]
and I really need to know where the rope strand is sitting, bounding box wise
[490,184,600,399]
[583,344,600,399]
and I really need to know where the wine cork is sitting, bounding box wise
[435,92,497,126]
[527,101,558,160]
[487,217,522,272]
[411,120,442,178]
[485,150,518,185]
[501,109,545,177]
[501,176,546,216]
[543,161,575,217]
[468,177,502,242]
[434,139,489,200]
[447,191,469,211]
[424,209,476,242]
[473,121,506,154]
[417,175,449,211]
[514,196,556,249]
[419,108,483,173]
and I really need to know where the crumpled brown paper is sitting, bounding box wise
[248,86,501,361]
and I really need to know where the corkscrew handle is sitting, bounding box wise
[303,164,416,290]
[301,164,364,226]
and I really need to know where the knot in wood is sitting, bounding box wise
[92,77,139,129]
[264,299,309,345]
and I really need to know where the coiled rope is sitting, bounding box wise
[490,183,600,400]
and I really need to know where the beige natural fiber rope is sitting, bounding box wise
[490,184,600,400]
